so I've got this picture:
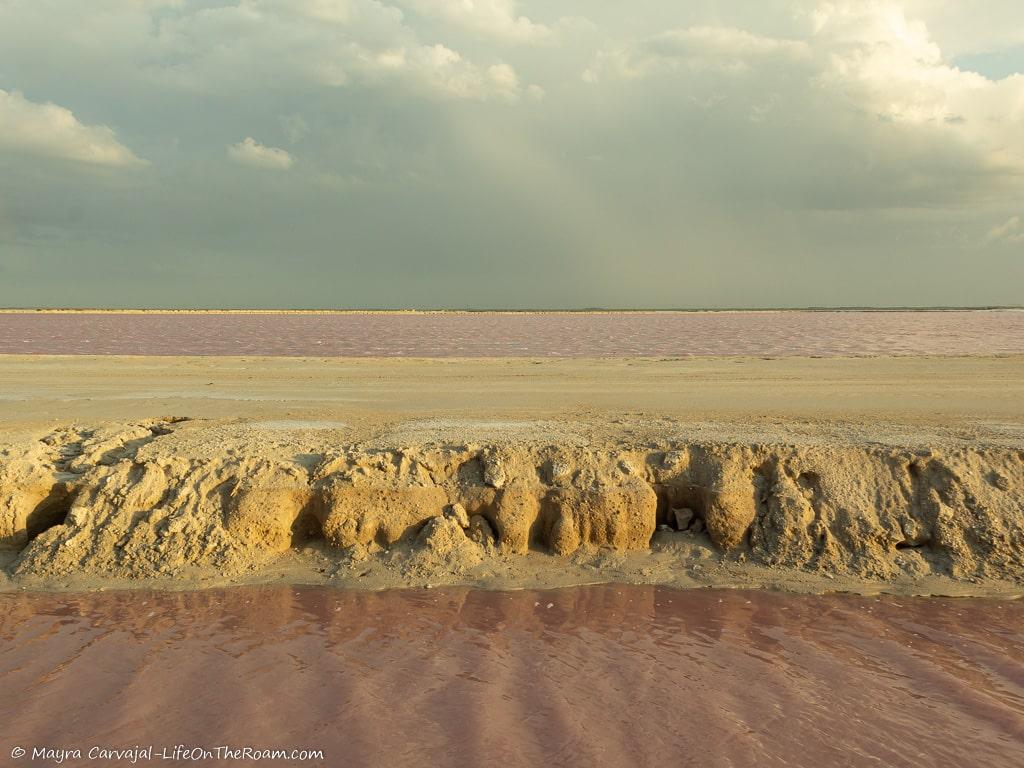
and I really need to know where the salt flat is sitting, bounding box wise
[1,354,1022,441]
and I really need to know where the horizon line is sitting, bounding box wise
[0,306,1022,314]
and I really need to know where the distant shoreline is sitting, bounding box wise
[1,307,1021,315]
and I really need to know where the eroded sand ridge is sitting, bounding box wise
[2,416,1022,595]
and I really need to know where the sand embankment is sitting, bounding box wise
[1,355,1022,595]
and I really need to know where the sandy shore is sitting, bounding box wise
[1,355,1022,596]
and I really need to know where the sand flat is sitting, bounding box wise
[1,354,1022,435]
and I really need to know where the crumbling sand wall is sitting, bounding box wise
[2,421,1023,585]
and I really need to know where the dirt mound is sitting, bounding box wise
[2,419,1022,591]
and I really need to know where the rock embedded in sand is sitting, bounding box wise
[672,507,694,531]
[482,449,509,489]
[467,514,496,547]
[445,503,470,529]
[542,459,570,485]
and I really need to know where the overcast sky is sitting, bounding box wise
[1,0,1022,309]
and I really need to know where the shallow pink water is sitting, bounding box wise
[2,586,1022,767]
[2,311,1023,357]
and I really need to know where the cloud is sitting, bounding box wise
[354,44,526,101]
[401,0,552,43]
[810,2,1024,169]
[228,137,294,170]
[0,88,145,167]
[39,0,534,102]
[584,26,809,81]
[585,2,1024,175]
[3,0,1024,311]
[291,0,360,25]
[985,216,1024,245]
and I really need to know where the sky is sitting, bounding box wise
[0,0,1022,309]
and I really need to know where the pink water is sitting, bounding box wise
[2,586,1022,767]
[2,311,1023,357]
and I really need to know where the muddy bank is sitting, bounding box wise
[1,417,1022,595]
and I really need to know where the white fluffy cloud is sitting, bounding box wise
[338,42,525,101]
[402,0,552,43]
[811,2,1024,170]
[0,89,145,167]
[228,137,294,170]
[586,2,1024,173]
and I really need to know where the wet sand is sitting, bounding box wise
[2,585,1022,768]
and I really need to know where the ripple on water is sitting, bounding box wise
[3,310,1024,357]
[1,586,1022,768]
